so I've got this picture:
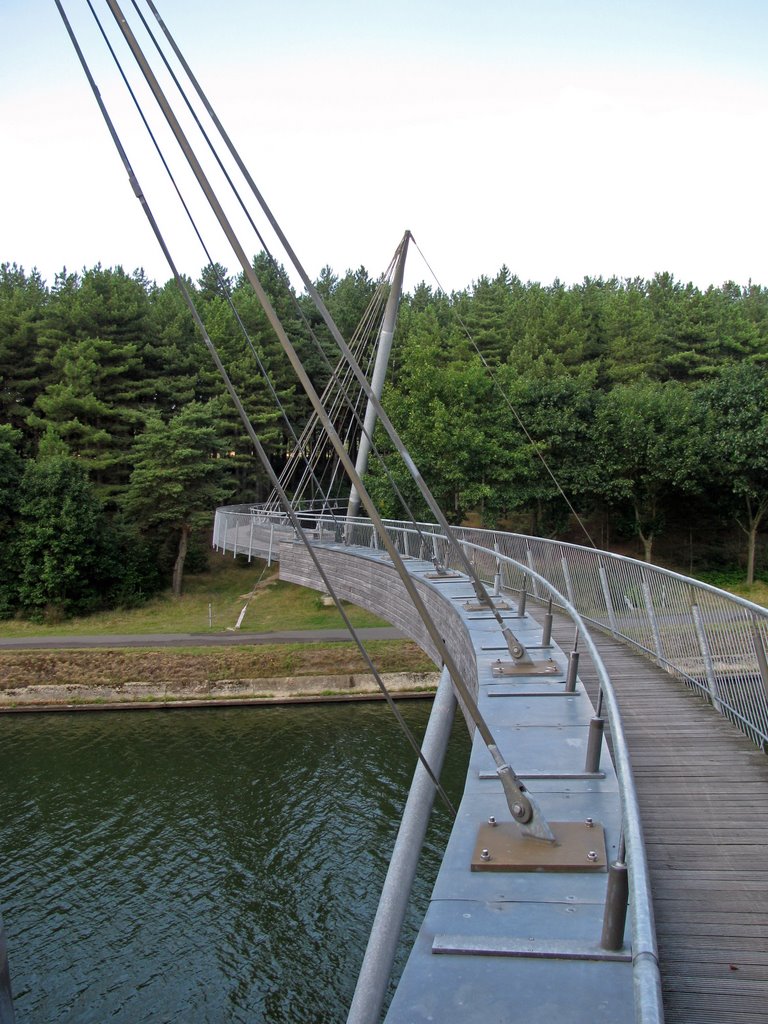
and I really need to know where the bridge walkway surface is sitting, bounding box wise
[538,608,768,1024]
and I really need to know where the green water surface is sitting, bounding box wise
[1,702,469,1023]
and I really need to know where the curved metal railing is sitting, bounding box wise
[214,506,768,751]
[214,504,673,1021]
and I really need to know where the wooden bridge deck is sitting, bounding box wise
[544,611,768,1023]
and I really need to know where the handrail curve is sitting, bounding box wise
[214,506,768,749]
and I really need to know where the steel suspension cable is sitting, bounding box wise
[103,0,552,838]
[84,0,346,525]
[142,0,534,613]
[411,236,599,549]
[55,0,457,817]
[131,1,433,543]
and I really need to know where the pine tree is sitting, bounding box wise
[124,403,233,596]
[15,430,117,619]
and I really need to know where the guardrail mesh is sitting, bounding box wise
[213,506,768,750]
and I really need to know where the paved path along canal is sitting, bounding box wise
[0,626,404,650]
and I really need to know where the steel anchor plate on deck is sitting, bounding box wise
[472,821,607,872]
[491,658,560,677]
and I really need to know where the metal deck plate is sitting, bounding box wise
[462,599,511,611]
[471,821,607,872]
[491,658,560,676]
[432,934,630,962]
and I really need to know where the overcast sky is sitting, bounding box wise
[2,0,767,295]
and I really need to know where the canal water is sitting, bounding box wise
[0,702,470,1023]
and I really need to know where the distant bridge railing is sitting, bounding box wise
[213,506,768,751]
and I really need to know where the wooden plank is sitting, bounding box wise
[540,610,768,1024]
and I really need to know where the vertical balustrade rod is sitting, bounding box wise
[641,576,664,666]
[691,602,722,712]
[598,563,618,635]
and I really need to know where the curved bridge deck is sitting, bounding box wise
[213,508,768,1023]
[541,609,768,1024]
[279,540,640,1021]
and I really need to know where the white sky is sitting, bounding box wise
[1,0,767,295]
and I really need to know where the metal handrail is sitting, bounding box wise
[215,506,768,750]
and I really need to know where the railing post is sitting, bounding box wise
[565,637,579,693]
[691,603,722,712]
[526,547,542,599]
[493,541,501,597]
[560,555,575,606]
[601,834,629,951]
[247,516,254,563]
[267,523,275,567]
[752,620,768,699]
[641,575,664,666]
[584,689,605,773]
[541,597,553,647]
[598,562,618,635]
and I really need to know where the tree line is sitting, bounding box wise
[0,259,766,621]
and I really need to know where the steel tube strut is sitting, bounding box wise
[103,0,552,840]
[347,668,457,1024]
[347,231,410,520]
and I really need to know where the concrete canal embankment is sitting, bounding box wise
[0,671,439,712]
[0,627,438,712]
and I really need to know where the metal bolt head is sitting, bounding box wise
[488,815,497,826]
[481,848,491,861]
[512,803,523,817]
[587,850,598,862]
[585,817,594,828]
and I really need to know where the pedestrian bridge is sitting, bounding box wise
[214,505,768,1024]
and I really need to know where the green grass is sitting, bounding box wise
[0,640,435,688]
[0,552,390,638]
[694,567,768,608]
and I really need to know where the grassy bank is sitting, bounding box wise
[0,552,389,638]
[0,640,434,688]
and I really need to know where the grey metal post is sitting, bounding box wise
[641,576,664,665]
[565,641,580,693]
[430,533,439,564]
[598,563,618,635]
[541,598,553,647]
[247,516,254,563]
[560,555,575,606]
[346,668,457,1024]
[601,835,629,951]
[752,620,768,698]
[691,603,721,712]
[493,541,501,597]
[0,913,15,1024]
[585,687,605,774]
[526,547,542,600]
[267,523,275,567]
[584,716,604,773]
[347,233,410,520]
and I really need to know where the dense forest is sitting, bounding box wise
[1,258,767,621]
